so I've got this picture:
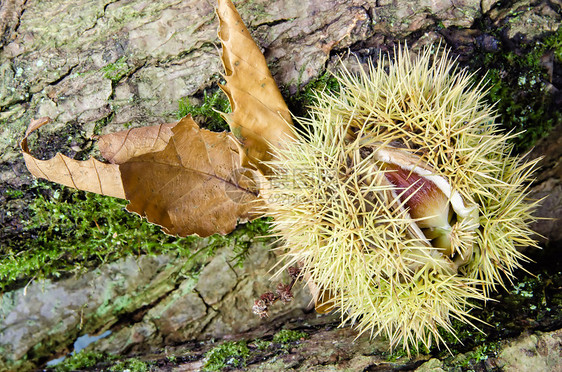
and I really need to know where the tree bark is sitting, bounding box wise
[0,0,561,370]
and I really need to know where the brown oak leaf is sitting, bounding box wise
[119,116,261,237]
[217,0,295,174]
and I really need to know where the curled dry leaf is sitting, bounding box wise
[217,0,295,174]
[21,115,261,237]
[21,117,126,199]
[217,0,328,312]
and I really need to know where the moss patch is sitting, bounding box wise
[200,331,308,371]
[0,181,192,291]
[272,329,307,344]
[49,350,150,372]
[203,341,250,371]
[108,358,150,372]
[285,72,340,119]
[381,246,562,364]
[468,27,562,151]
[177,89,231,132]
[457,342,501,369]
[202,216,272,269]
[432,264,562,360]
[101,57,132,84]
[53,350,117,372]
[0,180,272,291]
[383,349,410,363]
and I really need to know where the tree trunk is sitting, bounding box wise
[0,0,561,370]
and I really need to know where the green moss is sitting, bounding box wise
[547,29,562,63]
[0,180,272,291]
[0,181,193,290]
[187,217,272,270]
[531,27,562,65]
[53,350,117,372]
[212,217,272,268]
[252,339,272,351]
[4,188,24,198]
[272,329,307,344]
[469,27,561,151]
[92,112,115,137]
[285,72,340,118]
[177,89,231,132]
[49,351,150,371]
[203,341,250,371]
[109,358,150,372]
[166,355,177,363]
[101,56,132,83]
[383,349,409,363]
[428,266,562,362]
[457,342,500,369]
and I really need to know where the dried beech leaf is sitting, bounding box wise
[217,0,294,173]
[120,116,261,237]
[21,117,126,199]
[98,123,175,164]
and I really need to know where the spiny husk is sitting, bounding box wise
[264,45,540,352]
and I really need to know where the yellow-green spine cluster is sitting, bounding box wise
[265,46,540,352]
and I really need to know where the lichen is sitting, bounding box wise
[101,57,132,84]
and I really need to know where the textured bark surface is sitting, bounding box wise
[0,0,561,371]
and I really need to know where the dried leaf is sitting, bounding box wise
[303,272,336,314]
[21,117,126,199]
[119,116,261,237]
[98,123,175,164]
[21,116,261,237]
[217,0,294,173]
